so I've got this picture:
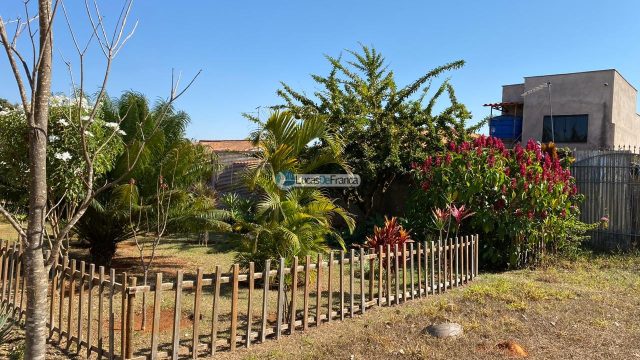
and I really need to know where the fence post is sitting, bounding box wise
[417,242,422,297]
[246,263,254,348]
[449,238,454,289]
[339,251,345,321]
[151,272,162,360]
[172,270,183,359]
[87,263,95,358]
[394,244,400,305]
[303,256,310,329]
[7,243,16,311]
[442,239,447,292]
[48,252,59,339]
[349,249,355,316]
[359,249,365,314]
[193,267,204,357]
[0,241,7,304]
[368,249,375,303]
[275,258,285,340]
[423,241,428,295]
[430,241,435,295]
[436,240,442,294]
[97,266,105,357]
[77,261,85,353]
[0,241,5,303]
[66,259,76,349]
[401,243,407,301]
[317,253,323,325]
[327,252,333,322]
[386,245,391,306]
[470,235,475,280]
[289,257,298,334]
[126,277,136,359]
[211,265,222,352]
[120,272,128,358]
[231,264,240,349]
[465,235,470,283]
[108,268,115,360]
[409,242,415,299]
[259,260,269,344]
[476,235,480,277]
[378,246,383,306]
[457,237,461,287]
[13,244,22,318]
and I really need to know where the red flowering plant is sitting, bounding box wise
[365,216,412,272]
[365,216,412,251]
[409,136,596,268]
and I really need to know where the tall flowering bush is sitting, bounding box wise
[409,136,594,268]
[0,96,124,210]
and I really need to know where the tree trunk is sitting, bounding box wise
[24,0,53,358]
[24,247,49,359]
[141,269,148,330]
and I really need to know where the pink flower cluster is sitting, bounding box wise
[413,135,581,222]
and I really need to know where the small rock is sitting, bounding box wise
[423,323,463,338]
[497,340,528,357]
[398,349,405,354]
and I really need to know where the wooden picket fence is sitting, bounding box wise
[0,235,479,359]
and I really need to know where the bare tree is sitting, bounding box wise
[128,157,179,330]
[0,1,199,357]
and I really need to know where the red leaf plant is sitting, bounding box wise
[365,216,412,250]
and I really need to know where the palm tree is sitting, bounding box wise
[233,111,355,267]
[78,92,230,265]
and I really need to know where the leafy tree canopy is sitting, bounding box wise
[275,44,485,221]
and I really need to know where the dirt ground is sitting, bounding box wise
[1,229,639,359]
[208,253,640,360]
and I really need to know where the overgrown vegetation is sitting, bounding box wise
[226,111,354,268]
[274,45,484,238]
[73,92,229,265]
[410,137,599,268]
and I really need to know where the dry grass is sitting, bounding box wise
[0,220,19,243]
[2,229,639,359]
[209,254,640,360]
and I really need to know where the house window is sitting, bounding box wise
[542,114,588,143]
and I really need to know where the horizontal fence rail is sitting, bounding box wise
[0,235,480,359]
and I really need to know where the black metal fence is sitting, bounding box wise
[572,146,640,250]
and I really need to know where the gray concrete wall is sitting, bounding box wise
[500,84,525,117]
[521,70,615,150]
[611,71,640,147]
[502,84,525,103]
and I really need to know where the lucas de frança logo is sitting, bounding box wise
[276,171,361,190]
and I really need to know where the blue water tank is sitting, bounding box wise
[489,115,522,142]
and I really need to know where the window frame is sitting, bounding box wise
[542,114,589,143]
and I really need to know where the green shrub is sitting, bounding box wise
[409,137,598,268]
[0,303,15,345]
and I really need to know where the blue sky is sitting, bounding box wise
[2,1,640,140]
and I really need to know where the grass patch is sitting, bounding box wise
[463,275,575,308]
[210,253,640,360]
